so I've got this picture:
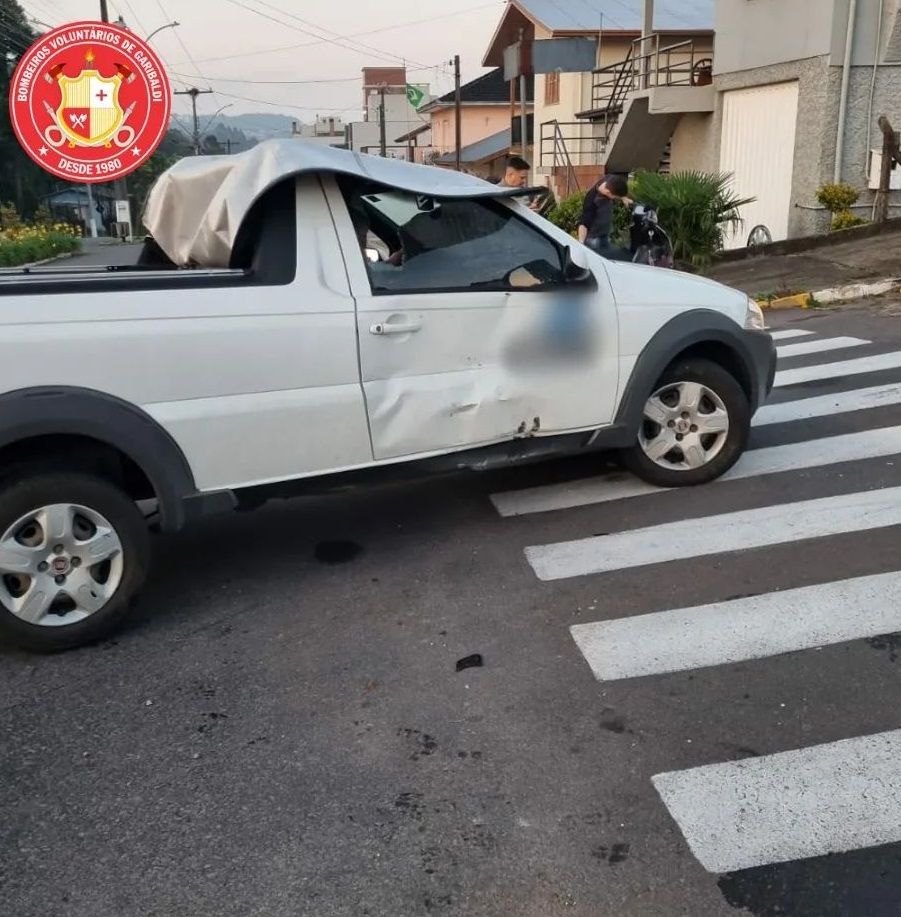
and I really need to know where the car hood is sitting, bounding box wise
[601,260,749,325]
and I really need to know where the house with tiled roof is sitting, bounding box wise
[483,0,714,196]
[396,68,534,178]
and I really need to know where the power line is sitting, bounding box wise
[0,10,37,43]
[249,0,439,71]
[221,0,434,71]
[120,0,147,35]
[20,0,60,25]
[206,86,361,113]
[168,3,497,68]
[171,71,362,85]
[154,0,204,82]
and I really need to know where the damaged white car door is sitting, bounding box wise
[325,176,619,461]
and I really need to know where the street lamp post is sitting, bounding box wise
[147,21,180,43]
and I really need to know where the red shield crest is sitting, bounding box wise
[8,21,171,183]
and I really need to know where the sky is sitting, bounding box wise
[13,0,507,125]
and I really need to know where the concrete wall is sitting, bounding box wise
[716,0,901,71]
[670,112,716,173]
[715,0,837,73]
[705,55,901,239]
[831,0,901,65]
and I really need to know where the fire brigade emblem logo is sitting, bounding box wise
[8,20,171,183]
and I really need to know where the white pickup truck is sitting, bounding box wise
[0,141,775,651]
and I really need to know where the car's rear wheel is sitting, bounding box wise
[621,359,750,488]
[0,473,149,653]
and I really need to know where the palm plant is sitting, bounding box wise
[629,171,754,269]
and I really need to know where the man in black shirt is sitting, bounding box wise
[577,174,632,258]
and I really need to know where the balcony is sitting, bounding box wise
[539,35,714,178]
[579,35,712,120]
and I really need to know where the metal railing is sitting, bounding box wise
[586,35,711,116]
[539,120,610,173]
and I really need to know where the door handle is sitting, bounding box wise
[370,321,422,335]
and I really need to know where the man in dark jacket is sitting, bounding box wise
[577,174,632,258]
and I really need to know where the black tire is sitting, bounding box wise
[620,358,750,488]
[0,473,150,653]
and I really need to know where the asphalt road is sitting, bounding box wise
[4,298,901,917]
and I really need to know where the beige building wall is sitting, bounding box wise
[670,112,716,173]
[429,104,514,154]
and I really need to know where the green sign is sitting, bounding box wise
[406,84,425,109]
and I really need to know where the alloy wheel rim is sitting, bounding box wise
[0,503,124,627]
[638,381,730,472]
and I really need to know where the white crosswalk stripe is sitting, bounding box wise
[776,349,901,387]
[653,730,901,873]
[769,329,815,340]
[774,335,869,358]
[570,571,901,681]
[503,323,901,875]
[492,424,901,516]
[525,485,901,581]
[755,381,901,426]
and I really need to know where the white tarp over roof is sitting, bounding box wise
[143,139,517,268]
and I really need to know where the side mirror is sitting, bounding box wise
[564,246,593,284]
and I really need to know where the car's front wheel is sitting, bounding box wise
[0,473,150,653]
[621,359,750,488]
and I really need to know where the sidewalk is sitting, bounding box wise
[706,225,901,297]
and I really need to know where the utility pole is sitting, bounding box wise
[175,87,214,155]
[516,32,527,162]
[875,115,901,223]
[86,0,104,240]
[641,0,653,90]
[453,55,462,171]
[519,72,528,161]
[378,86,387,157]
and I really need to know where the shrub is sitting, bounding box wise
[830,210,867,231]
[0,223,81,267]
[548,191,584,235]
[630,170,753,268]
[31,204,54,226]
[816,183,859,213]
[0,202,23,231]
[549,186,634,244]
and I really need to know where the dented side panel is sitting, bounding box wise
[323,175,622,462]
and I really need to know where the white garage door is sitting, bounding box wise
[719,82,799,250]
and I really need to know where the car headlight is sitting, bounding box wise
[744,297,766,331]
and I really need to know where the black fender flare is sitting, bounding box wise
[614,309,774,433]
[0,386,200,531]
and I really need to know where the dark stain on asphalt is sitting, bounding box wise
[718,841,901,916]
[314,540,363,564]
[719,743,761,760]
[592,843,631,865]
[394,792,425,821]
[866,632,901,662]
[398,728,438,760]
[600,717,632,735]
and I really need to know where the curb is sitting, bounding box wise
[18,251,78,269]
[757,277,901,311]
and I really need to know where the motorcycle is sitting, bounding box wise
[628,203,675,268]
[628,204,675,268]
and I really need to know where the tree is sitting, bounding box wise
[0,0,56,216]
[202,135,224,154]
